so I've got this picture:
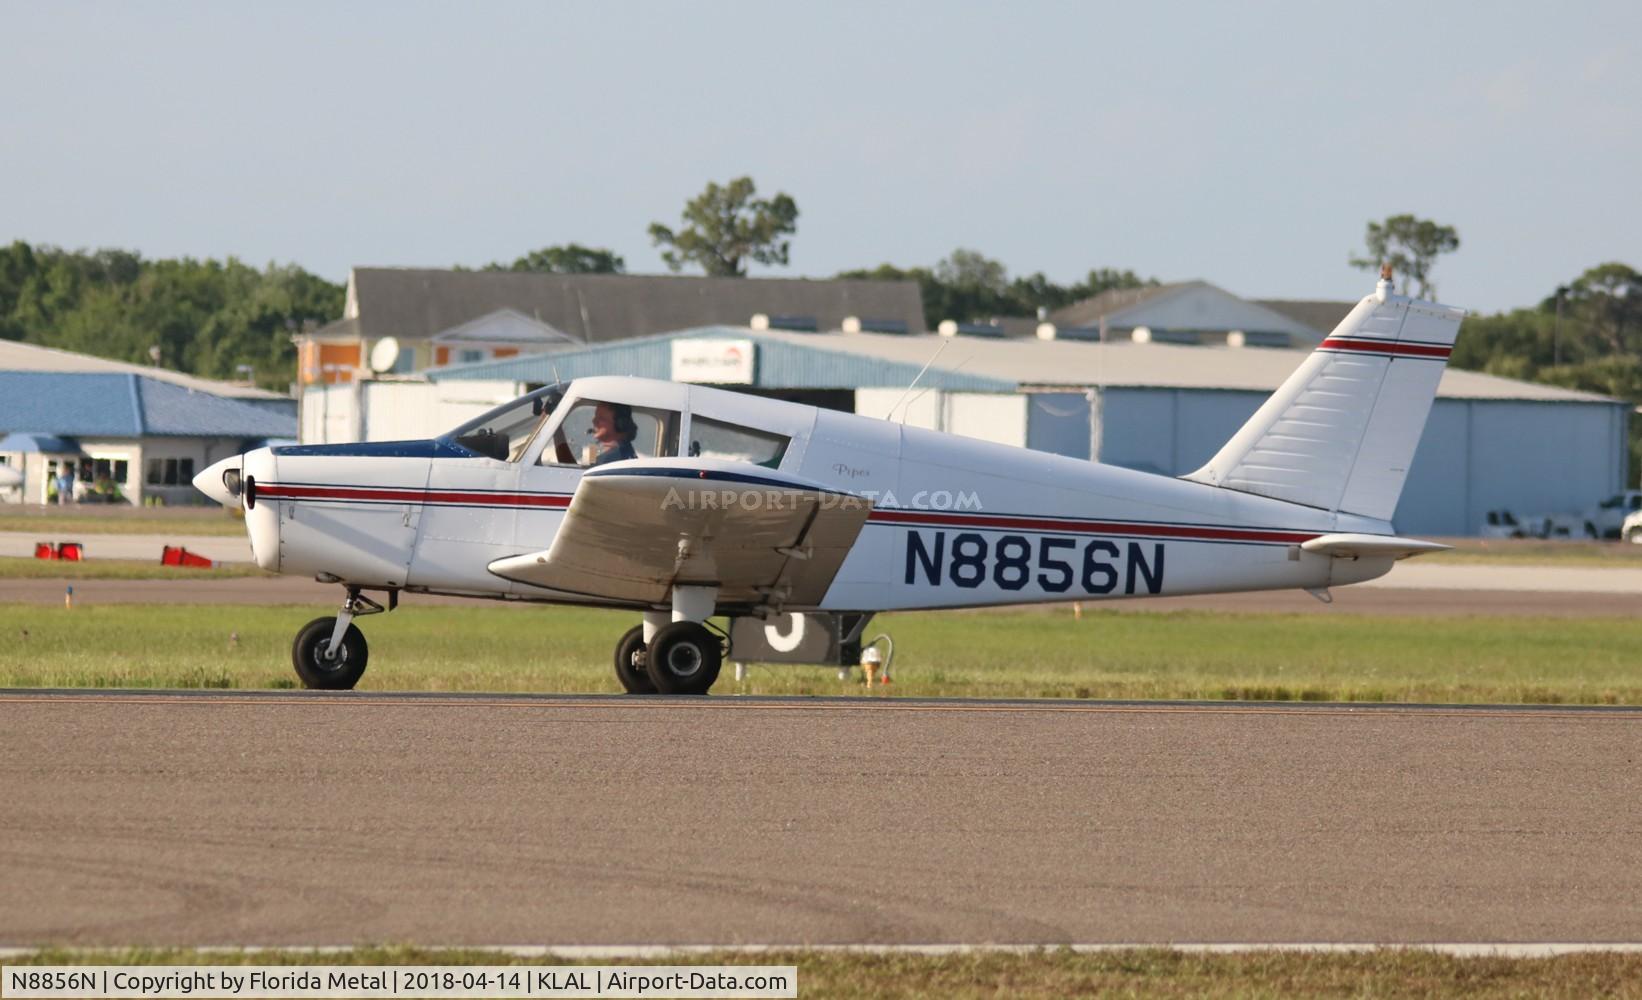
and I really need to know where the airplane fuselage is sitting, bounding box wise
[229,375,1396,614]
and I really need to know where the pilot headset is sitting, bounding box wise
[611,404,639,439]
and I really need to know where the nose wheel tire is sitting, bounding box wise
[614,625,656,694]
[292,616,369,690]
[644,621,723,695]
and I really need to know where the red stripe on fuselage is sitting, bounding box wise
[867,509,1319,544]
[256,483,571,508]
[261,483,1320,545]
[1319,337,1452,359]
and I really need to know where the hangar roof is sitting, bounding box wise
[1047,281,1325,344]
[0,339,289,401]
[424,325,1620,404]
[317,268,927,344]
[0,372,299,439]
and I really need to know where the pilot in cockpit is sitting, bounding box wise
[590,402,639,466]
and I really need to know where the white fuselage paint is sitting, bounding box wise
[215,375,1395,615]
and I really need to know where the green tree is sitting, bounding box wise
[1547,262,1641,355]
[0,240,342,389]
[486,244,626,274]
[648,177,799,277]
[839,254,1154,327]
[1069,267,1155,302]
[1349,214,1460,299]
[1451,262,1642,486]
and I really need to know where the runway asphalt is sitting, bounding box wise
[3,691,1639,948]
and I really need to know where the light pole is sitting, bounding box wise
[1554,285,1569,367]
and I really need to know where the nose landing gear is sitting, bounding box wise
[291,586,391,690]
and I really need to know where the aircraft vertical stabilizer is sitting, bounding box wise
[1183,276,1465,522]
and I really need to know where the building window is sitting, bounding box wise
[144,457,196,486]
[458,349,485,364]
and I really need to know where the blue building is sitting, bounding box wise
[0,370,295,505]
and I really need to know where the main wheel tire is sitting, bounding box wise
[614,625,655,694]
[644,621,723,695]
[292,616,369,690]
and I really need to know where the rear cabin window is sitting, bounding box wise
[687,417,789,469]
[540,400,680,467]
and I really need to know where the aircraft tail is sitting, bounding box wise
[1183,276,1465,521]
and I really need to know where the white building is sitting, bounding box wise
[0,343,295,504]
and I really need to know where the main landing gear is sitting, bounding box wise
[613,587,725,696]
[292,586,392,690]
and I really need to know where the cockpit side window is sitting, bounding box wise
[444,389,561,462]
[539,400,681,467]
[687,417,790,469]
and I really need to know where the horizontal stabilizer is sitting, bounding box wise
[1300,533,1450,560]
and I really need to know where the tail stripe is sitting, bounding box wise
[1320,337,1452,360]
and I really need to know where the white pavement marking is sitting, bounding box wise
[0,532,253,563]
[1365,562,1642,593]
[3,944,1641,959]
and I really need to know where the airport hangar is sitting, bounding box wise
[0,341,297,505]
[299,307,1625,537]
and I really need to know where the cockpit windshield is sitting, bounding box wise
[440,385,563,462]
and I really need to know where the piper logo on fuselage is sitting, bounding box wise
[904,530,1165,595]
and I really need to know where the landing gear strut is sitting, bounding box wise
[291,587,390,690]
[612,587,724,695]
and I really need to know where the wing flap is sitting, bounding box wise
[489,459,872,608]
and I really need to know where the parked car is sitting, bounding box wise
[1479,509,1527,539]
[1624,509,1642,543]
[1583,490,1642,539]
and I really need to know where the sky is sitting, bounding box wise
[2,1,1639,314]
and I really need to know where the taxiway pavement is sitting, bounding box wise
[3,691,1638,947]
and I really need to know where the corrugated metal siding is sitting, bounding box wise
[429,327,1012,391]
[1026,392,1092,459]
[1395,398,1626,535]
[1097,386,1629,535]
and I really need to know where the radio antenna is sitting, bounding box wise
[886,339,950,423]
[902,354,972,417]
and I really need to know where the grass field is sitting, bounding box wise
[7,947,1642,999]
[1425,537,1642,567]
[0,556,267,580]
[2,602,1637,703]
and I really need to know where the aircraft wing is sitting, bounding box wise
[488,458,873,609]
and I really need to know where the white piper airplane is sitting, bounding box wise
[195,272,1463,695]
